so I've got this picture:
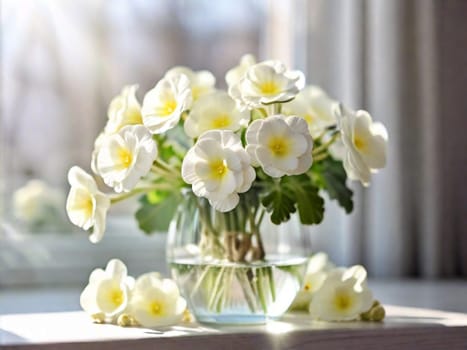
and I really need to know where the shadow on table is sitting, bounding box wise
[0,328,27,344]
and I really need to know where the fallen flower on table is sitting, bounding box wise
[128,273,187,328]
[81,260,187,328]
[308,265,375,321]
[290,252,335,311]
[290,254,385,322]
[80,259,134,322]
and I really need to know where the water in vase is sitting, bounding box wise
[170,256,307,324]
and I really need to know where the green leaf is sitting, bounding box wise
[146,189,171,205]
[154,125,188,164]
[261,180,296,225]
[282,175,325,225]
[312,157,353,213]
[260,174,325,226]
[135,192,181,234]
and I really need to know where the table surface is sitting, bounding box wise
[1,280,467,350]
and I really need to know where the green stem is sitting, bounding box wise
[312,132,340,156]
[208,266,226,311]
[110,184,173,204]
[215,283,226,313]
[266,267,276,302]
[236,269,257,313]
[155,158,178,173]
[256,268,268,313]
[151,164,178,178]
[313,152,330,162]
[273,103,282,114]
[314,124,338,142]
[256,208,266,229]
[191,265,211,298]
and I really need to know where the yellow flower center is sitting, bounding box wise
[268,137,290,157]
[150,301,163,316]
[118,147,133,169]
[126,108,143,125]
[333,292,353,311]
[353,135,366,151]
[192,86,206,100]
[304,113,314,124]
[160,99,177,116]
[304,282,312,292]
[83,195,94,218]
[111,289,124,307]
[209,159,228,179]
[259,81,280,95]
[211,114,231,129]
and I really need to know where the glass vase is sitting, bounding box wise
[166,190,309,324]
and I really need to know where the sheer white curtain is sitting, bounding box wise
[275,0,467,277]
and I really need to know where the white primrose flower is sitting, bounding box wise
[181,130,256,212]
[290,252,335,311]
[128,273,186,328]
[80,259,135,320]
[91,131,106,175]
[96,125,158,193]
[246,115,313,177]
[141,74,192,134]
[91,86,144,175]
[105,84,143,134]
[283,86,337,138]
[66,166,110,243]
[229,60,304,110]
[225,53,256,88]
[335,104,388,186]
[309,265,373,321]
[13,180,62,223]
[184,91,250,138]
[165,66,215,100]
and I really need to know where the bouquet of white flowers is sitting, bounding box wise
[66,54,387,242]
[66,54,388,324]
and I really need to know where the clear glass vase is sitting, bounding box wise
[167,190,309,324]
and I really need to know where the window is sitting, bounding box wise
[0,0,298,287]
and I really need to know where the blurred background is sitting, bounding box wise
[1,0,466,291]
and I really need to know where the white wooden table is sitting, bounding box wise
[1,281,467,349]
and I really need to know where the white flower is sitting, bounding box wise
[246,115,313,177]
[141,74,192,134]
[105,84,143,134]
[336,104,388,186]
[165,66,215,100]
[128,273,186,328]
[91,86,144,175]
[13,180,62,223]
[308,265,373,321]
[181,130,256,212]
[66,166,110,243]
[91,131,106,175]
[80,259,134,320]
[96,125,158,193]
[225,54,256,88]
[283,86,337,138]
[184,91,249,138]
[290,252,335,310]
[229,60,304,110]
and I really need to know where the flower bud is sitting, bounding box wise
[91,313,106,324]
[117,313,138,327]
